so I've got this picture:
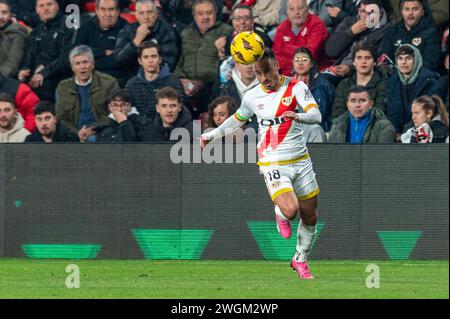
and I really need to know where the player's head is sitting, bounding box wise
[251,48,281,91]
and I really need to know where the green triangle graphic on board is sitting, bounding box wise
[132,229,213,260]
[247,221,325,260]
[377,231,422,260]
[22,244,101,259]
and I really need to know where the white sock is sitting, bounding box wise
[275,205,289,221]
[295,222,316,262]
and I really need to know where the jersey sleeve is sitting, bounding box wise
[234,95,255,122]
[293,81,319,112]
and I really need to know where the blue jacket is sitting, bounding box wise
[386,67,443,133]
[309,73,335,132]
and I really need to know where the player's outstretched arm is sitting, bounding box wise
[282,107,322,125]
[200,113,247,150]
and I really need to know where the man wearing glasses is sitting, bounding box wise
[93,88,151,142]
[224,4,272,57]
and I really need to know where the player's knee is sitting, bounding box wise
[279,202,299,220]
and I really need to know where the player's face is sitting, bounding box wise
[36,0,59,22]
[411,102,432,127]
[138,47,161,74]
[0,3,12,28]
[396,54,414,75]
[194,2,216,34]
[287,0,308,28]
[252,58,281,91]
[136,1,158,27]
[401,0,424,30]
[231,8,254,33]
[0,101,16,131]
[353,50,375,76]
[293,52,312,76]
[347,92,373,119]
[156,98,182,127]
[212,102,230,127]
[96,0,120,30]
[35,111,57,137]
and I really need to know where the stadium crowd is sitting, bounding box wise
[0,0,448,143]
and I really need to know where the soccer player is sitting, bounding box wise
[200,49,322,279]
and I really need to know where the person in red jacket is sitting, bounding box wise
[273,0,329,76]
[0,75,39,132]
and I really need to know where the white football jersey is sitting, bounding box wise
[235,76,319,165]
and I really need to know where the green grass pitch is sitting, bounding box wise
[0,259,447,299]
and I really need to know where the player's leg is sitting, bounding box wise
[291,160,320,279]
[260,165,297,238]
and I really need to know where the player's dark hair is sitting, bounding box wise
[207,96,238,128]
[259,48,276,64]
[137,41,161,58]
[348,85,373,100]
[34,101,56,116]
[156,87,181,103]
[413,95,449,127]
[351,41,377,61]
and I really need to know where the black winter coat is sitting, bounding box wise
[140,106,193,142]
[94,114,151,142]
[114,18,180,75]
[20,12,76,80]
[380,4,441,71]
[74,16,129,84]
[25,121,79,142]
[125,64,186,122]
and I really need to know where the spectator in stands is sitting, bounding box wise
[175,0,232,117]
[114,0,180,78]
[213,58,259,104]
[325,0,361,28]
[0,0,28,78]
[387,0,449,28]
[25,100,79,142]
[438,39,448,109]
[324,0,390,79]
[204,96,238,130]
[224,4,272,57]
[140,87,193,142]
[0,75,39,132]
[125,41,186,122]
[273,0,329,76]
[331,42,388,120]
[380,0,441,72]
[93,88,150,142]
[401,95,449,143]
[0,93,30,142]
[234,0,282,33]
[292,47,334,132]
[386,44,443,139]
[328,85,395,143]
[74,0,129,86]
[18,0,76,102]
[55,45,119,141]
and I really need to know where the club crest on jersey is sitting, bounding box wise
[304,89,313,101]
[412,37,422,46]
[282,96,293,106]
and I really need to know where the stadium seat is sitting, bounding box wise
[84,1,96,13]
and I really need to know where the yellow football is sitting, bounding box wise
[230,31,265,65]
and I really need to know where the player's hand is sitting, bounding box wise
[282,111,299,122]
[199,135,210,150]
